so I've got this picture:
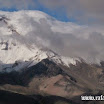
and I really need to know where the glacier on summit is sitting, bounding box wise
[0,10,104,72]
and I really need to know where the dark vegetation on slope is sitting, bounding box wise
[0,90,76,104]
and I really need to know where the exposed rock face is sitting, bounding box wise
[0,59,63,86]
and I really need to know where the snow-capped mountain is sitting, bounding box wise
[0,10,104,104]
[0,11,104,104]
[0,10,79,72]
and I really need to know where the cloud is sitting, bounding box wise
[80,0,104,14]
[0,0,36,9]
[1,10,104,64]
[6,11,104,63]
[79,0,104,24]
[38,0,104,24]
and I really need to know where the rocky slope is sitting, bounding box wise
[0,58,104,104]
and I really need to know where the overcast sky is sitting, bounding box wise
[0,0,104,25]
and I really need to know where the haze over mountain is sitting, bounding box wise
[0,10,104,66]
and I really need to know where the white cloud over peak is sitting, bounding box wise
[0,10,104,63]
[39,0,104,24]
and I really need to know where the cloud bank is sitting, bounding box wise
[3,11,103,63]
[0,0,104,64]
[38,0,104,24]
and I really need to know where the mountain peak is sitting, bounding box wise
[0,10,79,72]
